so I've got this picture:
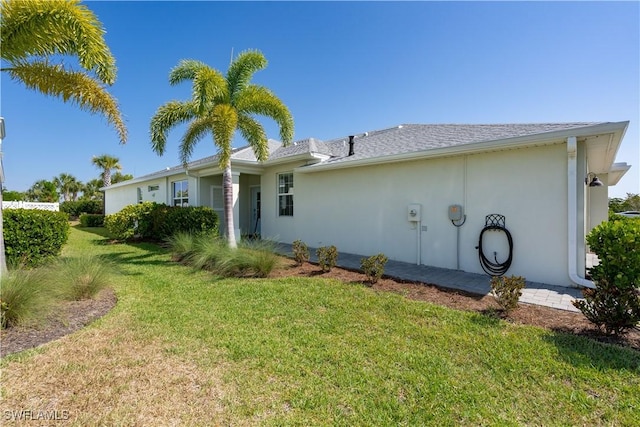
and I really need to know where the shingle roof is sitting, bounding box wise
[308,123,602,166]
[123,122,606,184]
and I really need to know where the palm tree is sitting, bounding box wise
[150,50,294,248]
[53,173,79,202]
[111,171,133,184]
[81,178,104,201]
[92,154,121,187]
[0,0,127,274]
[0,0,127,143]
[26,179,58,202]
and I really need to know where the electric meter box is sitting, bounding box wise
[448,204,463,221]
[408,204,422,222]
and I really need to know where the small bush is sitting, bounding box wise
[361,253,388,284]
[490,275,525,313]
[292,240,309,266]
[46,255,114,301]
[573,219,640,335]
[104,201,157,241]
[316,245,338,272]
[79,213,105,227]
[3,209,70,268]
[0,269,54,329]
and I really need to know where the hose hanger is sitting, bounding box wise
[476,214,513,277]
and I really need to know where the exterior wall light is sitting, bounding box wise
[585,172,604,187]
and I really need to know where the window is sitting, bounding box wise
[148,185,159,192]
[278,172,293,216]
[172,180,189,207]
[136,187,143,204]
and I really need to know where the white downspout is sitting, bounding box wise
[567,136,595,288]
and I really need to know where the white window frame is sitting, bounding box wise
[172,180,189,207]
[277,172,294,216]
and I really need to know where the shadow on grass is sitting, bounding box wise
[542,331,640,371]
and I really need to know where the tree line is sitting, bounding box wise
[609,193,640,213]
[3,154,132,203]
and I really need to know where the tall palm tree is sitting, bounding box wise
[0,0,127,274]
[0,0,127,143]
[150,50,294,248]
[92,154,121,187]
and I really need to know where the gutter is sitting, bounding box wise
[567,136,595,289]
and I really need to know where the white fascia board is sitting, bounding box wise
[296,121,630,174]
[608,162,631,186]
[262,152,323,167]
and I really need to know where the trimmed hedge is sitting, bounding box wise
[60,200,103,217]
[79,213,105,227]
[4,209,70,268]
[104,202,218,241]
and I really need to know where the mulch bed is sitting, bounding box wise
[1,260,638,357]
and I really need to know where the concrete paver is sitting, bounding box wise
[276,243,583,312]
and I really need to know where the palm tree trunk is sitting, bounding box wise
[223,162,237,248]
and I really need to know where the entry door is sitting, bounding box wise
[250,186,261,235]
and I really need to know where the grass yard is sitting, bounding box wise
[1,226,639,426]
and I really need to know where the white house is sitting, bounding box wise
[104,121,631,289]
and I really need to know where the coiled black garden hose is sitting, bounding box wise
[477,215,513,276]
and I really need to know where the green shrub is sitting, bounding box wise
[316,245,338,272]
[292,240,309,266]
[3,209,70,268]
[79,213,105,227]
[573,219,640,335]
[361,253,388,284]
[490,275,526,313]
[104,202,218,241]
[150,205,218,240]
[0,269,54,329]
[45,255,114,301]
[60,200,103,217]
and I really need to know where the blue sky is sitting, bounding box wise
[1,1,638,198]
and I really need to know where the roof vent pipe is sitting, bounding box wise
[348,135,355,156]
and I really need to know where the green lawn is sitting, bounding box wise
[1,226,639,426]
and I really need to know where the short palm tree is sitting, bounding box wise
[0,0,127,143]
[26,179,58,202]
[92,154,121,188]
[53,173,80,202]
[150,49,294,248]
[81,178,103,201]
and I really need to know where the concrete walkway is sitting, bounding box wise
[276,244,583,312]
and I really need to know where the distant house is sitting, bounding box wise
[104,121,631,289]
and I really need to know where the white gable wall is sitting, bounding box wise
[262,142,579,287]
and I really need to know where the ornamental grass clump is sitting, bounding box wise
[316,245,338,272]
[490,275,526,313]
[573,218,640,335]
[0,269,54,329]
[361,253,388,284]
[47,255,115,301]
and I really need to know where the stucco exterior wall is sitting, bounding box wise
[261,143,577,287]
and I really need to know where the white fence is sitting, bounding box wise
[2,201,59,211]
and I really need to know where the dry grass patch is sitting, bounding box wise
[1,315,234,426]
